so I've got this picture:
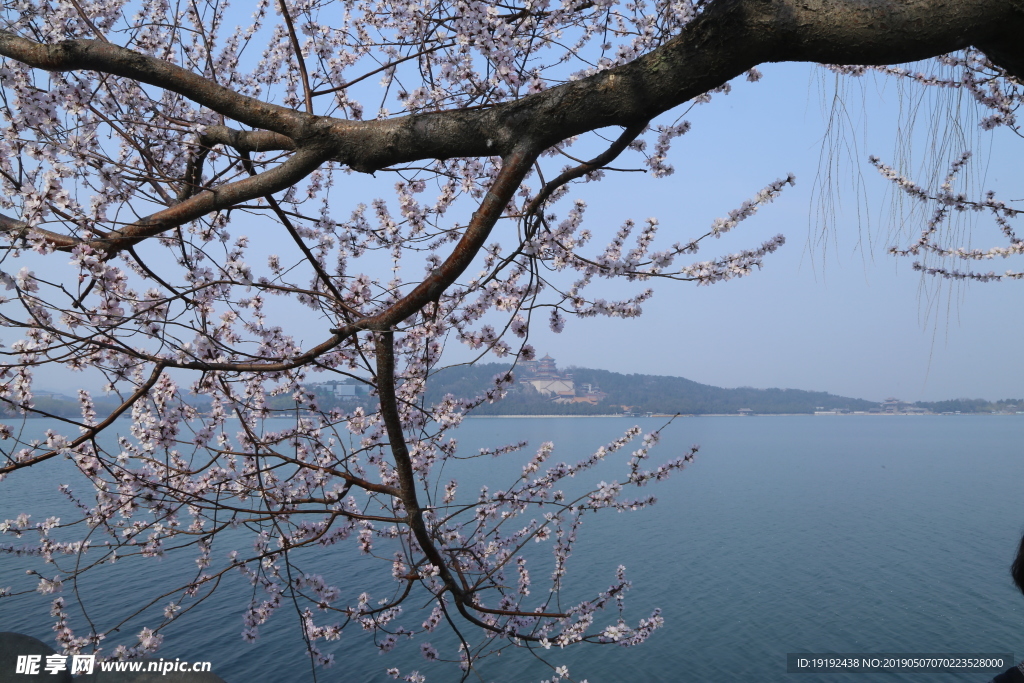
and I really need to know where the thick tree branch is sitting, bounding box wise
[201,127,297,153]
[0,29,309,138]
[1,0,1019,176]
[318,0,1023,171]
[374,330,562,634]
[106,147,327,253]
[374,330,460,591]
[0,213,29,236]
[177,128,296,201]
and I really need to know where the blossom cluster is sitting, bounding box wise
[871,153,1024,282]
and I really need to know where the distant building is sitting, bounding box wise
[881,397,903,414]
[313,380,370,401]
[530,377,576,397]
[536,354,559,377]
[519,354,575,397]
[878,398,931,415]
[518,355,606,403]
[572,383,608,404]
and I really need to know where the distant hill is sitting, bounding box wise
[911,397,1022,414]
[423,363,879,415]
[5,368,1020,420]
[0,392,214,420]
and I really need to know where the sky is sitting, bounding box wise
[13,56,1024,404]
[490,61,1024,403]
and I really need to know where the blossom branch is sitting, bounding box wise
[0,362,166,475]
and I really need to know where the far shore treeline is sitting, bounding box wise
[421,364,1021,416]
[8,364,1021,419]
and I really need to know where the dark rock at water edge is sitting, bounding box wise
[0,632,73,683]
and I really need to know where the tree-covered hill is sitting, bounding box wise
[424,363,879,415]
[911,398,1023,414]
[7,370,1018,419]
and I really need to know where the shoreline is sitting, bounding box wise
[7,412,1019,422]
[467,412,1022,418]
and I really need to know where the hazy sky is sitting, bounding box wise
[497,62,1024,402]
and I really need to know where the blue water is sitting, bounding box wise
[2,415,1023,682]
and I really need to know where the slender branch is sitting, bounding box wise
[237,151,356,313]
[311,42,457,97]
[332,144,539,333]
[67,0,108,42]
[277,0,315,114]
[0,362,166,475]
[524,123,647,221]
[1,147,330,255]
[476,122,650,288]
[211,448,399,497]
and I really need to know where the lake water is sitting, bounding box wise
[2,415,1023,682]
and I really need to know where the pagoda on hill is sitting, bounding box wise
[518,354,574,397]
